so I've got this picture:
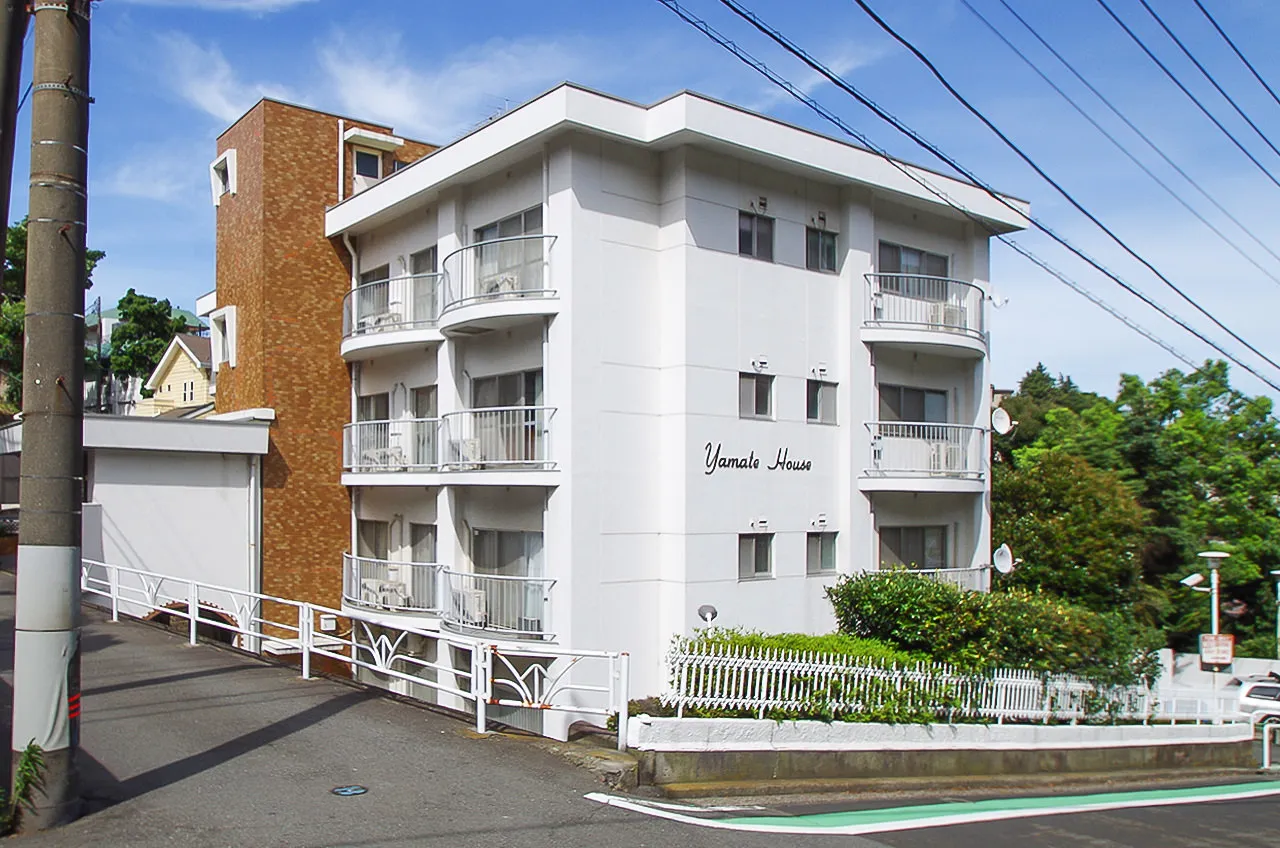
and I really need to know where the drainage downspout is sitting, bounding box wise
[337,119,345,203]
[247,453,262,654]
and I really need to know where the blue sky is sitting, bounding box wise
[13,0,1280,398]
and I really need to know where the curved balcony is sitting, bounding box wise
[343,419,439,476]
[443,569,555,640]
[862,274,987,357]
[860,421,985,493]
[881,565,993,592]
[341,273,443,359]
[439,235,558,335]
[440,406,554,470]
[343,554,444,615]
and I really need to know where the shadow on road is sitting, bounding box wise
[82,663,267,698]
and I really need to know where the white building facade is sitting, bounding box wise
[326,85,1029,704]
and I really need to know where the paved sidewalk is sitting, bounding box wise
[0,571,804,848]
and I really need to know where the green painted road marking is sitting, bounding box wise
[586,780,1280,836]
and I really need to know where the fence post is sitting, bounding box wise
[616,652,630,752]
[299,603,312,680]
[187,581,199,646]
[109,565,119,622]
[474,645,489,735]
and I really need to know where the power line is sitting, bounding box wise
[1136,0,1280,164]
[959,0,1280,289]
[838,0,1280,379]
[1193,0,1280,112]
[993,0,1280,273]
[1093,0,1280,192]
[651,2,1203,375]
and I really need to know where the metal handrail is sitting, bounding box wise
[864,273,985,338]
[343,418,440,471]
[342,272,442,338]
[440,234,558,312]
[342,554,444,614]
[442,568,556,639]
[865,421,985,478]
[440,406,555,468]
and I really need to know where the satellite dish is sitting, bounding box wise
[993,543,1016,574]
[991,407,1016,436]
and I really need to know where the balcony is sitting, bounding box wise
[439,235,558,335]
[884,565,993,592]
[860,421,985,493]
[441,406,554,469]
[343,419,438,474]
[444,569,555,640]
[862,274,987,357]
[341,273,443,359]
[343,554,444,615]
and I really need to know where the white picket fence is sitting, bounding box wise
[666,641,1244,725]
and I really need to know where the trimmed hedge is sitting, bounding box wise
[686,627,923,666]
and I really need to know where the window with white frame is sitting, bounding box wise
[739,372,773,419]
[354,149,381,179]
[209,149,237,206]
[209,306,237,369]
[807,532,837,575]
[880,526,947,570]
[357,519,390,560]
[806,380,837,424]
[738,211,774,261]
[806,228,838,272]
[878,241,950,300]
[474,207,544,296]
[879,384,947,423]
[738,533,773,580]
[357,392,389,422]
[410,523,437,563]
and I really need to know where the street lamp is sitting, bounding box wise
[1181,550,1231,635]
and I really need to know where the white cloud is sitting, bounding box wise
[316,32,590,142]
[97,147,205,204]
[119,0,318,11]
[157,32,293,123]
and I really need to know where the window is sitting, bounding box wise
[739,373,773,419]
[474,207,545,296]
[879,241,949,277]
[1245,685,1280,701]
[738,211,774,261]
[357,392,389,422]
[472,369,542,409]
[410,247,437,275]
[880,526,947,570]
[354,149,380,179]
[472,529,544,578]
[209,306,237,368]
[412,385,437,419]
[879,384,947,423]
[181,382,194,403]
[738,534,773,580]
[393,159,410,173]
[410,523,437,563]
[359,264,390,286]
[356,519,390,560]
[806,228,838,272]
[807,532,837,575]
[807,380,837,424]
[209,148,237,206]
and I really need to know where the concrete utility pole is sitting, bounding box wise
[12,0,91,830]
[0,0,30,236]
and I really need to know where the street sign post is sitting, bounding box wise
[1199,633,1234,672]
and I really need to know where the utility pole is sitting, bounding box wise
[0,0,29,238]
[12,0,91,830]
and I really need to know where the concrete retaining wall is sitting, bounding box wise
[628,717,1255,786]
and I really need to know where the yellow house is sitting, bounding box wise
[134,334,215,418]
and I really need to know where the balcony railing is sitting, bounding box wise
[441,235,557,312]
[441,407,554,468]
[887,565,993,592]
[443,569,554,639]
[866,421,984,478]
[343,273,441,339]
[865,274,985,339]
[343,554,444,614]
[343,419,439,471]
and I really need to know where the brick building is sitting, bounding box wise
[198,99,434,610]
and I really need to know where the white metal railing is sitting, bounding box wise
[666,640,1248,725]
[342,273,441,338]
[79,558,628,749]
[866,421,984,478]
[343,554,444,614]
[865,273,985,339]
[444,569,556,640]
[441,407,554,468]
[343,418,439,471]
[892,565,992,592]
[441,234,557,312]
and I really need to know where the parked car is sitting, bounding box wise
[1238,677,1280,725]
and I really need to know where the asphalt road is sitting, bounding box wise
[0,570,1277,847]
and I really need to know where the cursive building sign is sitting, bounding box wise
[704,442,813,476]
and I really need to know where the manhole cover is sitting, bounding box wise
[331,785,368,797]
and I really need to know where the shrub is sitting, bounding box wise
[826,572,1162,685]
[686,627,923,666]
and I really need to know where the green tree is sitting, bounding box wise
[108,289,187,396]
[994,363,1105,465]
[3,217,105,299]
[993,452,1149,614]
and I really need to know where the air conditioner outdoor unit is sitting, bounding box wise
[927,302,966,329]
[928,441,966,474]
[456,588,487,627]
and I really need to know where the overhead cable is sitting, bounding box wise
[960,0,1280,289]
[1193,0,1280,112]
[652,1,1203,375]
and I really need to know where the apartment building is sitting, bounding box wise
[316,84,1029,713]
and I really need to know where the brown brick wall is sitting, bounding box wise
[213,98,436,610]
